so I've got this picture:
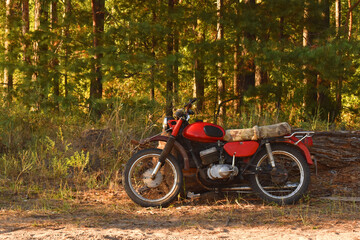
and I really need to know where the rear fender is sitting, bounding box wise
[139,135,190,170]
[274,139,313,165]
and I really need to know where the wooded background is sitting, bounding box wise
[1,0,360,126]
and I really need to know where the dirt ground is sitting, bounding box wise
[1,176,360,240]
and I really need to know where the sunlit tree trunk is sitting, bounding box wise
[347,0,360,39]
[4,0,14,96]
[90,0,105,120]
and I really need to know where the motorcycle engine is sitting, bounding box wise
[199,147,219,165]
[207,164,239,180]
[199,147,239,180]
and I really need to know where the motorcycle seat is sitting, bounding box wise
[223,122,291,142]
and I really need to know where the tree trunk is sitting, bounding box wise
[33,0,49,111]
[233,2,241,114]
[241,0,256,101]
[51,0,60,111]
[335,0,341,37]
[335,0,342,120]
[150,40,156,101]
[348,0,352,40]
[90,0,105,120]
[21,0,30,65]
[4,0,14,96]
[173,28,179,107]
[193,20,205,112]
[150,6,157,101]
[63,0,71,98]
[303,0,317,117]
[217,0,226,125]
[165,0,175,116]
[346,0,360,39]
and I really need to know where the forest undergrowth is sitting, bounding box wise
[0,98,359,206]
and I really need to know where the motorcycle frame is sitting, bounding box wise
[136,120,314,177]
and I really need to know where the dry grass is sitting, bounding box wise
[0,186,359,233]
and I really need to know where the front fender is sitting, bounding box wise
[137,135,190,170]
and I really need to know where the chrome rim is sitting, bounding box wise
[255,150,304,200]
[128,153,178,203]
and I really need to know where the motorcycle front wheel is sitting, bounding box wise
[122,148,183,207]
[249,144,310,205]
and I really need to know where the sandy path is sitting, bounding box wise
[1,224,360,239]
[1,189,360,239]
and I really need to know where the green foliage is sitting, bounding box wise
[66,151,89,173]
[0,0,360,196]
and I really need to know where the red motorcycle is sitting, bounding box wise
[123,99,314,207]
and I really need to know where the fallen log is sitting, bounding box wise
[309,131,360,169]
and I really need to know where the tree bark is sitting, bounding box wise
[193,20,205,112]
[165,0,175,116]
[150,5,157,101]
[173,28,179,107]
[33,0,49,91]
[21,0,30,64]
[51,0,60,111]
[4,0,14,95]
[233,2,241,114]
[217,0,226,125]
[346,0,360,40]
[335,0,342,120]
[335,0,341,37]
[90,0,105,120]
[348,0,352,40]
[310,131,360,168]
[303,0,317,117]
[63,0,71,98]
[346,0,360,39]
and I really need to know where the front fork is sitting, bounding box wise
[150,135,176,179]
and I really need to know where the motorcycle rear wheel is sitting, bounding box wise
[123,148,183,207]
[249,145,310,205]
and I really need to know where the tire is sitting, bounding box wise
[249,144,310,205]
[123,148,183,207]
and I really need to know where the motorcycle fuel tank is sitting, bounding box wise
[183,122,225,143]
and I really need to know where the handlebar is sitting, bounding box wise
[174,99,197,120]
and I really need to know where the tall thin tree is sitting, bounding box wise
[193,19,205,112]
[165,0,175,116]
[217,0,226,124]
[51,0,60,111]
[4,0,15,96]
[90,0,105,120]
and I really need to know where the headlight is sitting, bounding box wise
[163,117,169,130]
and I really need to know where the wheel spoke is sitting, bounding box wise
[255,150,304,199]
[127,153,178,203]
